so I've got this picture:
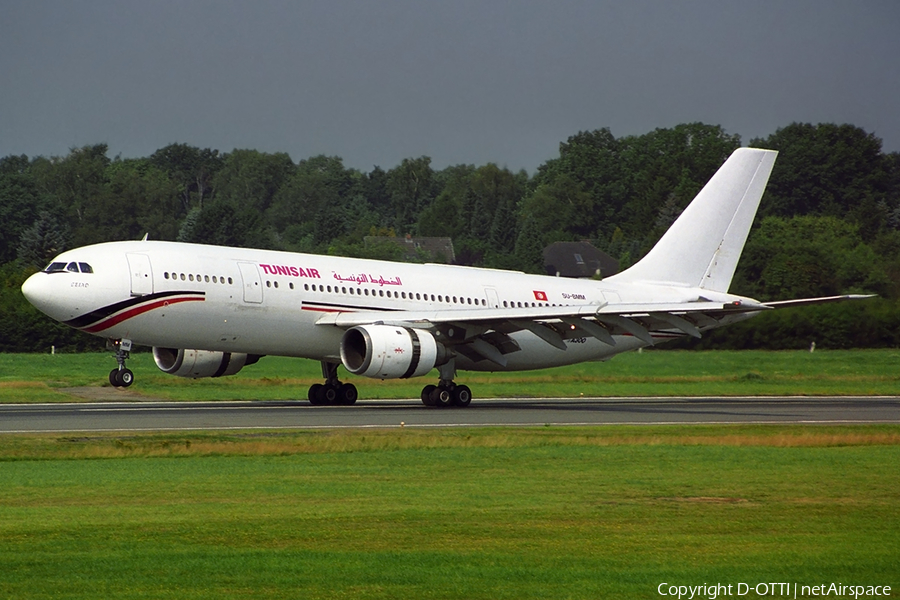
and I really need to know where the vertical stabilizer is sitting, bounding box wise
[607,148,777,292]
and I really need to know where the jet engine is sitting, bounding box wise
[340,324,449,379]
[153,347,261,378]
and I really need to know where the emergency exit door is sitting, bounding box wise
[238,262,263,304]
[126,253,153,297]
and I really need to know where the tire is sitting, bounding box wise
[337,383,358,405]
[118,368,134,387]
[322,384,338,405]
[452,384,472,407]
[432,387,453,407]
[308,383,325,405]
[421,384,436,406]
[109,369,120,387]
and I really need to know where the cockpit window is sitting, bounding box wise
[43,261,93,274]
[45,262,67,273]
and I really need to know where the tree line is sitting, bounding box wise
[2,122,899,352]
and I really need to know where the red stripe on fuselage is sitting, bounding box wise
[301,306,349,313]
[82,296,205,333]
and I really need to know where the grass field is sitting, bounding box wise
[2,350,897,597]
[1,425,898,599]
[1,348,899,403]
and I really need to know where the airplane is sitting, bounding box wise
[21,148,871,407]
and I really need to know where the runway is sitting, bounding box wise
[2,396,899,433]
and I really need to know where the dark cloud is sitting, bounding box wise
[2,1,898,171]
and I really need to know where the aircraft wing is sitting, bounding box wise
[315,293,873,367]
[314,299,773,367]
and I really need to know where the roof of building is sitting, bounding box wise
[542,241,619,279]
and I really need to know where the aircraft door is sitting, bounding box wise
[238,262,263,304]
[484,287,500,308]
[126,253,153,297]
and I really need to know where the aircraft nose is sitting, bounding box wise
[21,272,61,319]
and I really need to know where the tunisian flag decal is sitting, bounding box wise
[533,290,548,302]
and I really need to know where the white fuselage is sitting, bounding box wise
[21,240,751,372]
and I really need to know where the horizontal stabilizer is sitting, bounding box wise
[763,294,876,309]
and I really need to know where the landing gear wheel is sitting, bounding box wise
[421,384,437,406]
[322,384,338,404]
[308,383,326,405]
[109,368,134,388]
[118,368,134,387]
[452,385,472,407]
[432,387,453,407]
[337,383,358,405]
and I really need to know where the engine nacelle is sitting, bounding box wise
[153,347,260,378]
[340,325,448,379]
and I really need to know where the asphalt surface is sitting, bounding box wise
[1,396,899,433]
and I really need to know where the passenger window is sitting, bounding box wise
[204,275,210,283]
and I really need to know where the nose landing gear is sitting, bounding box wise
[108,339,135,388]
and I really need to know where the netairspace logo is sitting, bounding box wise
[657,582,892,599]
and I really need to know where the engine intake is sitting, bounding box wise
[153,347,260,378]
[340,325,448,379]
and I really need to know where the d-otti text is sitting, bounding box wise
[657,582,891,599]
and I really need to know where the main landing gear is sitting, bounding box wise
[420,359,472,408]
[308,361,358,406]
[108,339,135,388]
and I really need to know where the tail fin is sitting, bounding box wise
[608,147,777,292]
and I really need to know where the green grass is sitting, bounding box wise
[1,426,898,599]
[1,348,899,403]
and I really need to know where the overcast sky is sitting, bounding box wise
[2,1,898,172]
